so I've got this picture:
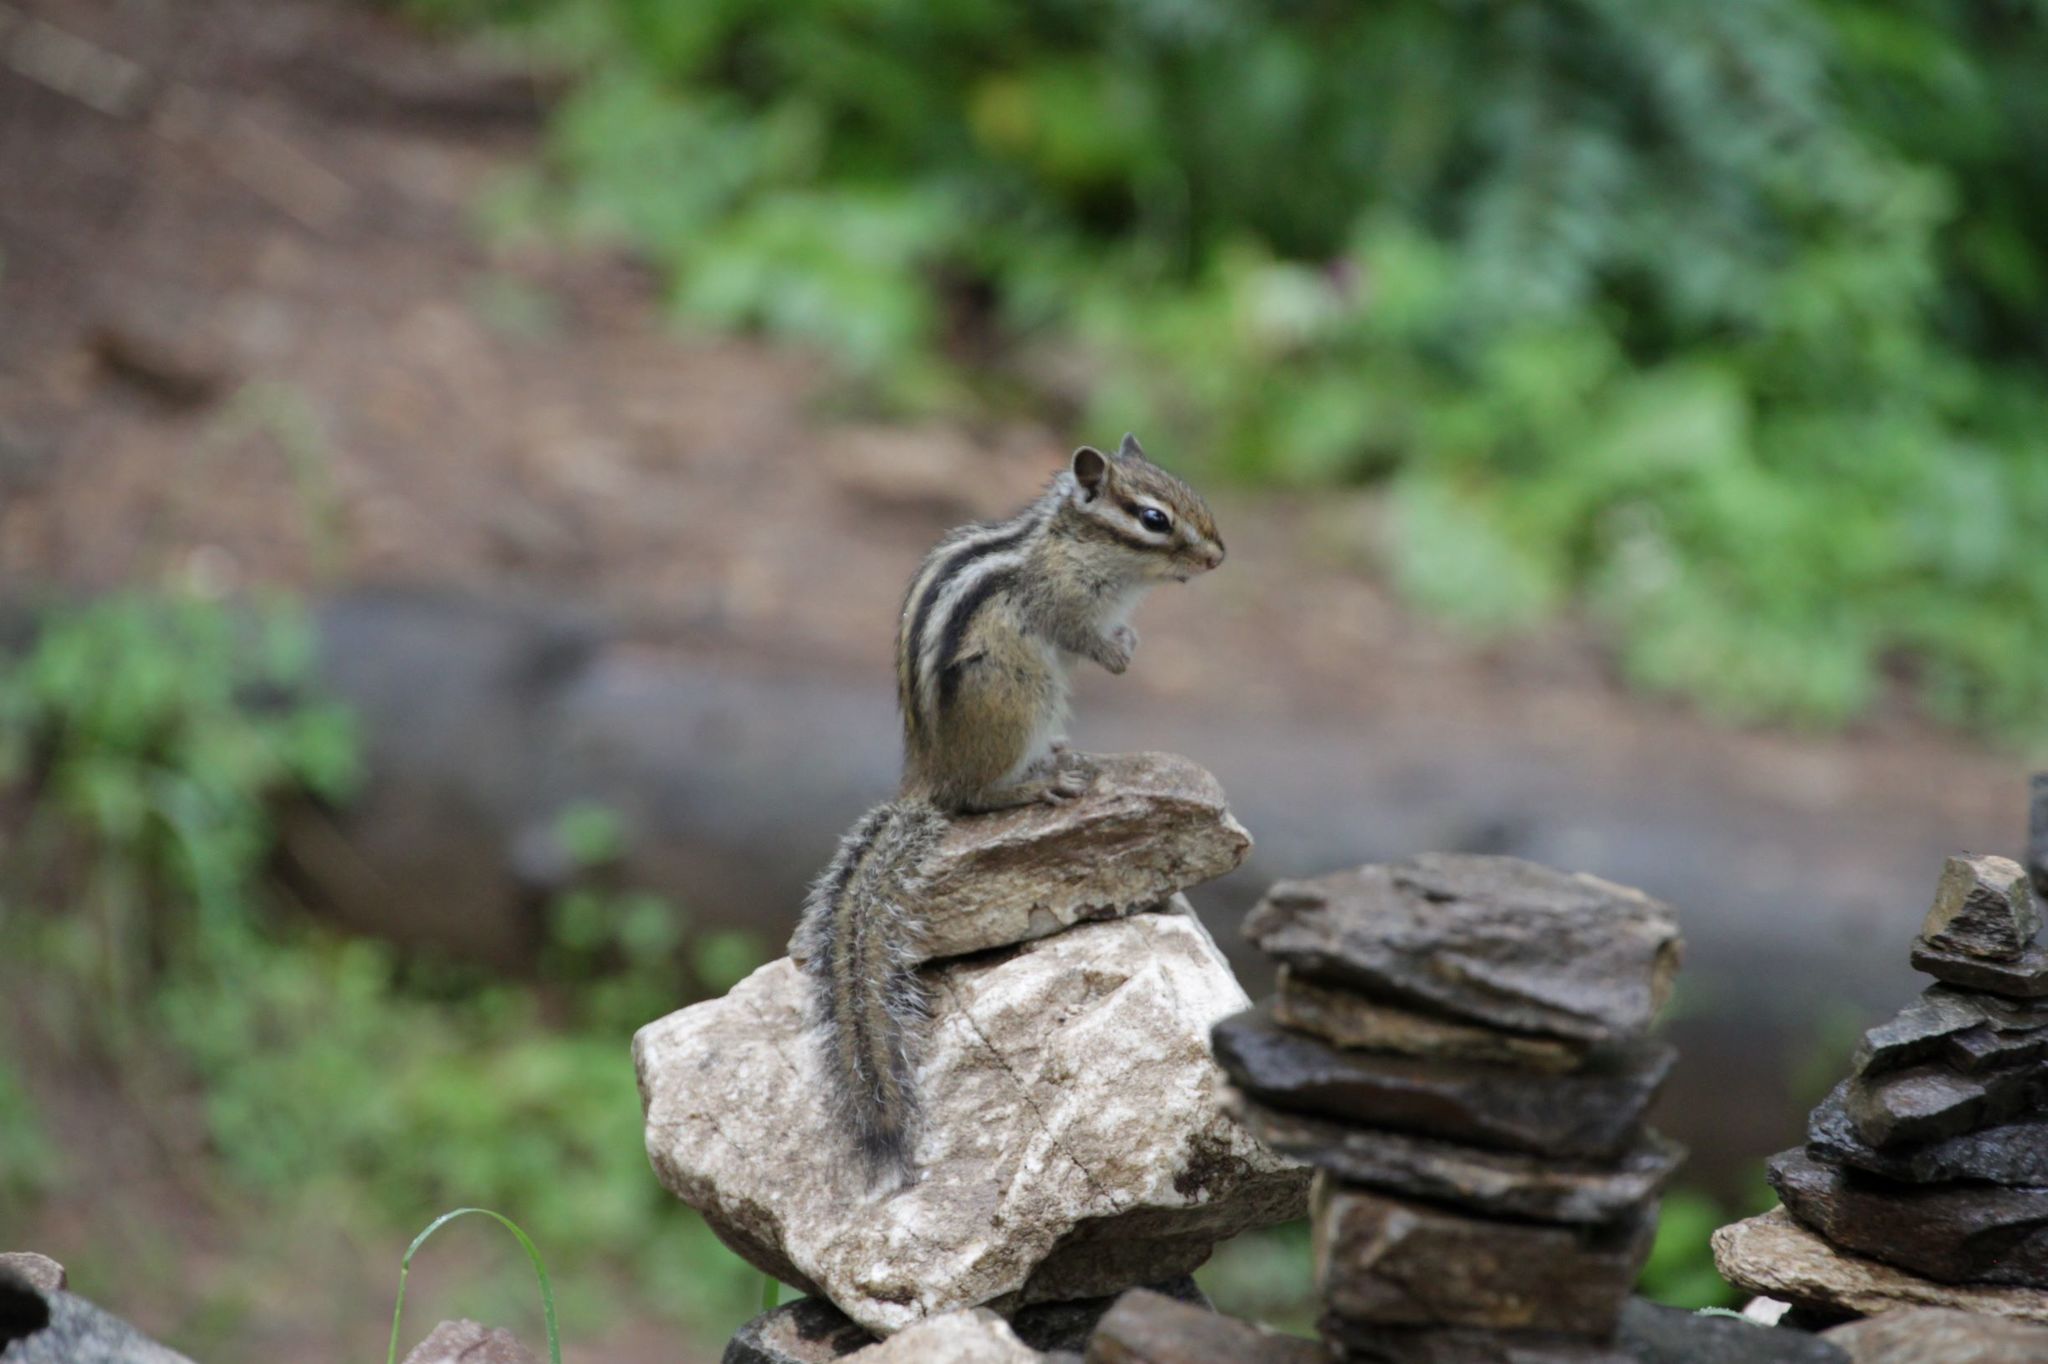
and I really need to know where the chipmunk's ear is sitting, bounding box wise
[1071,446,1110,500]
[1117,432,1146,461]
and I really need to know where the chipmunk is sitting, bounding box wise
[793,433,1226,1185]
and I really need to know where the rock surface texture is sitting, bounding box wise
[1241,853,1681,1043]
[1220,853,1700,1362]
[0,1255,63,1295]
[400,1320,540,1364]
[725,1279,1213,1363]
[645,758,1303,1342]
[1820,1306,2048,1364]
[1716,821,2048,1323]
[786,753,1251,965]
[1083,1288,1326,1364]
[1713,1208,2048,1322]
[0,1266,196,1364]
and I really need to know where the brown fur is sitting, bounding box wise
[800,435,1223,1183]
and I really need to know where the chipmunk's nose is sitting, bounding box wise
[1202,541,1226,569]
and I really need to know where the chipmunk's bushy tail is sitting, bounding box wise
[794,796,946,1185]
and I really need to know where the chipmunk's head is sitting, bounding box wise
[1063,433,1225,583]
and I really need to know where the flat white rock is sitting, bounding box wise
[637,907,1307,1335]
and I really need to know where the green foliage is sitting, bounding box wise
[0,596,764,1349]
[419,0,2048,741]
[1638,1189,1741,1310]
[0,1056,56,1209]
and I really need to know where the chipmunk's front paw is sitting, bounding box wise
[1100,624,1138,674]
[1040,768,1091,805]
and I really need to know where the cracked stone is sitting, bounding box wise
[1311,1175,1655,1333]
[1822,1307,2048,1364]
[1212,1006,1673,1161]
[1810,1086,2048,1185]
[1272,970,1584,1073]
[636,908,1307,1336]
[1769,1147,2048,1288]
[1711,1207,2048,1323]
[1921,854,2041,962]
[785,753,1250,966]
[1241,854,1681,1044]
[1910,939,2048,998]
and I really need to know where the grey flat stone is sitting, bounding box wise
[1769,1147,2048,1288]
[1272,970,1584,1073]
[1212,1006,1673,1161]
[1711,1207,2048,1323]
[1312,1175,1654,1333]
[785,753,1251,966]
[1851,987,2048,1079]
[1242,853,1680,1044]
[1809,1083,2048,1184]
[1227,1090,1683,1224]
[1083,1289,1324,1363]
[1911,939,2048,998]
[1615,1298,1846,1363]
[1822,1306,2048,1364]
[1316,1316,1630,1363]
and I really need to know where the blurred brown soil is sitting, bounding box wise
[0,0,2033,1359]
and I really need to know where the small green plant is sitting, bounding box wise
[387,1208,561,1364]
[0,596,766,1354]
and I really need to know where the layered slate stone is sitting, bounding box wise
[1711,1207,2048,1323]
[1242,853,1681,1044]
[786,753,1251,966]
[1821,1307,2048,1364]
[1315,1316,1633,1364]
[1614,1299,1847,1364]
[638,908,1307,1335]
[1911,939,2048,999]
[1839,1057,2048,1149]
[1921,854,2041,962]
[1769,1147,2048,1287]
[1212,1006,1673,1161]
[1311,1177,1656,1333]
[1810,1084,2048,1185]
[1227,1091,1683,1225]
[1273,970,1585,1074]
[1085,1289,1327,1364]
[1852,987,2048,1079]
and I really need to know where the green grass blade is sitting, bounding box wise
[386,1206,562,1364]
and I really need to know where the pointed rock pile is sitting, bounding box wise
[1715,842,2048,1326]
[1212,853,1687,1363]
[635,753,1309,1345]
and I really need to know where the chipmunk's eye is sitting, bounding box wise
[1138,507,1172,534]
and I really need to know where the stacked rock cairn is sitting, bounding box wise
[633,754,1311,1364]
[1212,853,1688,1363]
[1714,782,2048,1331]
